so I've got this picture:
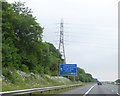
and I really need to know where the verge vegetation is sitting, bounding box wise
[2,1,94,91]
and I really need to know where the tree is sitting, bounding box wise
[75,67,93,82]
[115,79,120,83]
[2,1,93,83]
[2,2,20,69]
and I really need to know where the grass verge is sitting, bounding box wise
[2,70,83,91]
[14,84,84,96]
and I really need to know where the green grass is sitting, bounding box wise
[33,84,83,95]
[11,84,84,96]
[2,70,83,91]
[0,79,2,92]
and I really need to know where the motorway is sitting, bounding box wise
[60,83,120,95]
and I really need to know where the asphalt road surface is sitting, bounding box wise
[59,83,120,95]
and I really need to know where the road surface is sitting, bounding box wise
[59,83,120,95]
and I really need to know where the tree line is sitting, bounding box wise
[2,1,94,82]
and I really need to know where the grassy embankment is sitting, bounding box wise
[2,69,83,92]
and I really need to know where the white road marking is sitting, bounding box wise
[83,84,96,96]
[117,93,120,96]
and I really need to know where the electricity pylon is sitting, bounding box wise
[59,19,66,64]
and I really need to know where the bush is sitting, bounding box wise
[19,64,29,73]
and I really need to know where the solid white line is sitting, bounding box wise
[117,93,120,96]
[83,84,96,96]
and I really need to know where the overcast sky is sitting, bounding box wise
[7,0,119,81]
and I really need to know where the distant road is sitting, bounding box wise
[59,83,120,95]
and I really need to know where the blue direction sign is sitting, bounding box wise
[59,64,77,76]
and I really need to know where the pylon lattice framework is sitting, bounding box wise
[59,19,66,64]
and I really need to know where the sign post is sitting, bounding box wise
[59,64,77,77]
